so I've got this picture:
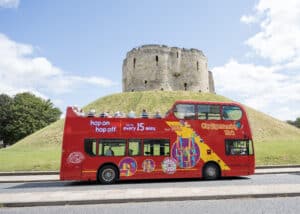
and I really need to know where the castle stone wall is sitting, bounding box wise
[122,45,215,93]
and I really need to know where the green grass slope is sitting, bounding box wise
[1,91,299,171]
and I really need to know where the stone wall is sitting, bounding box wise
[122,45,215,93]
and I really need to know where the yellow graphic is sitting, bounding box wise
[167,121,230,171]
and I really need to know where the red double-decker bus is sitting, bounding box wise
[60,100,255,184]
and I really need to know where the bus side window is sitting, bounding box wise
[222,106,242,120]
[163,142,170,156]
[101,139,126,156]
[174,104,195,119]
[225,139,252,156]
[198,105,221,120]
[143,142,152,156]
[128,140,141,156]
[144,139,170,156]
[84,139,97,156]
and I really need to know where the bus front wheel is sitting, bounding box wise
[203,163,220,180]
[98,165,118,184]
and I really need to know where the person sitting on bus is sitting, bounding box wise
[114,111,122,118]
[105,147,114,156]
[100,111,111,118]
[154,111,162,119]
[127,110,136,118]
[87,109,96,117]
[120,112,126,118]
[141,109,148,118]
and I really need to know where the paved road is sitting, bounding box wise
[1,197,300,214]
[0,173,300,207]
[1,173,299,194]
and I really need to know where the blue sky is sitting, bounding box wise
[0,0,299,120]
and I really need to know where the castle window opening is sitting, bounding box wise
[155,55,158,66]
[144,80,148,85]
[133,58,136,68]
[177,52,179,58]
[197,61,199,71]
[184,83,187,91]
[161,88,164,91]
[131,89,135,92]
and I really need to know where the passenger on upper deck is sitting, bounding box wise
[87,109,96,117]
[154,111,162,119]
[100,111,111,118]
[128,110,136,118]
[114,111,122,118]
[141,109,148,118]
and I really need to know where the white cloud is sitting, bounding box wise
[243,0,300,64]
[213,59,300,120]
[213,0,300,121]
[0,33,115,99]
[240,15,257,24]
[0,0,19,8]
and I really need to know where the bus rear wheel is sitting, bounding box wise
[203,163,220,180]
[98,165,118,184]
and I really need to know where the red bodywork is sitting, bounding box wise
[60,100,255,182]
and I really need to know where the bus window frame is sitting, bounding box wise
[143,139,170,157]
[222,105,243,121]
[99,139,126,157]
[84,138,97,156]
[197,104,221,120]
[128,139,142,156]
[173,104,196,120]
[225,139,254,156]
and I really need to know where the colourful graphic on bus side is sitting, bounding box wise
[171,136,200,168]
[161,157,177,174]
[142,159,155,173]
[119,157,137,176]
[167,121,230,171]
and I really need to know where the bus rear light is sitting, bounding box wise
[207,149,211,155]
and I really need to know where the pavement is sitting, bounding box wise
[0,175,59,183]
[1,184,300,207]
[0,167,300,207]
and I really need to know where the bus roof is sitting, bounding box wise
[173,100,242,106]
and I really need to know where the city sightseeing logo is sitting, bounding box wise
[67,152,85,164]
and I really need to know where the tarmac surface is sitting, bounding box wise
[0,167,300,207]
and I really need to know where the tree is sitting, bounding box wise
[0,94,13,146]
[0,92,61,146]
[287,117,300,128]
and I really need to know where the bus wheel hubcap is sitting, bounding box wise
[102,169,115,182]
[207,167,216,177]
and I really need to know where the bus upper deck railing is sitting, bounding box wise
[71,106,163,119]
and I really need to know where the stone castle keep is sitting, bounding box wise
[122,45,215,93]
